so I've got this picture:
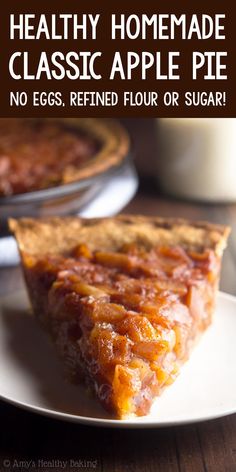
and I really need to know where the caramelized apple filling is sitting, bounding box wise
[0,119,98,196]
[23,243,220,418]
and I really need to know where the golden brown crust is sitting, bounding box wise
[44,118,130,182]
[9,214,230,260]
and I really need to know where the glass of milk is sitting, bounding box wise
[157,118,236,202]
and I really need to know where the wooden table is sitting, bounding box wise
[0,183,236,470]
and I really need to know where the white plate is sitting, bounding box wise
[0,290,235,428]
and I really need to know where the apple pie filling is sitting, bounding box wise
[0,119,98,196]
[23,242,220,418]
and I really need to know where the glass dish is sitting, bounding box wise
[0,118,130,234]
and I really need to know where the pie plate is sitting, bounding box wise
[0,290,235,428]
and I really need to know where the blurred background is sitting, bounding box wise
[120,118,236,202]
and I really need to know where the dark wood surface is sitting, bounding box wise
[1,184,236,470]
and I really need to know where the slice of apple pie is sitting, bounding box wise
[10,215,230,419]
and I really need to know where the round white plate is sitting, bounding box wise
[0,290,235,428]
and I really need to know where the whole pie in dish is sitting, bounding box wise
[10,215,230,419]
[0,118,129,196]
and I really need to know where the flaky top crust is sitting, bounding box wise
[9,215,230,259]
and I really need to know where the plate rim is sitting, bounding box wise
[0,290,236,428]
